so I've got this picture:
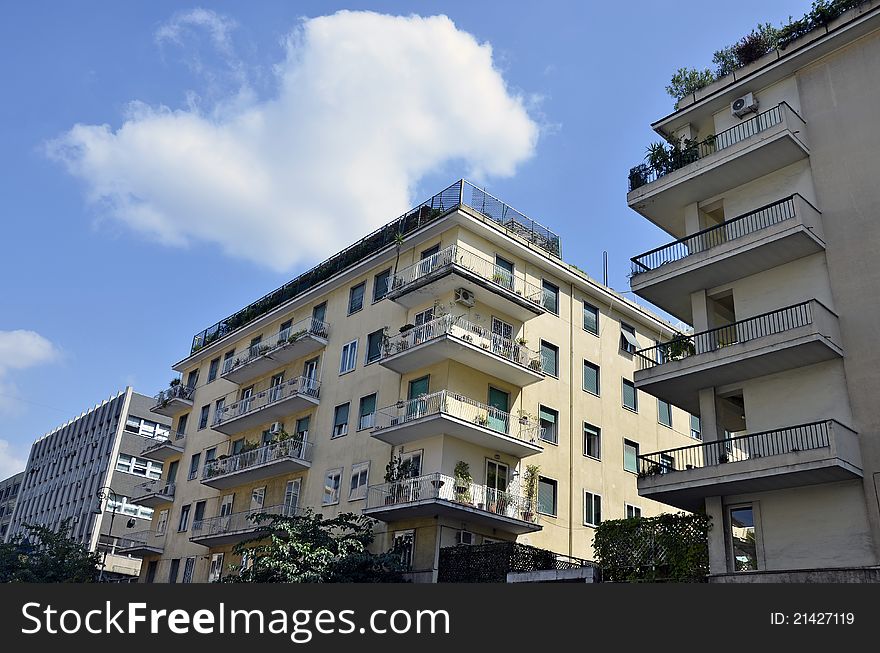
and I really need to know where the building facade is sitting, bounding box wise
[7,388,172,580]
[137,180,698,583]
[0,471,24,541]
[626,2,880,580]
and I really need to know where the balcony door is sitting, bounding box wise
[250,487,265,512]
[240,386,254,414]
[487,387,509,434]
[312,302,327,330]
[407,376,430,422]
[219,494,233,532]
[284,479,301,517]
[269,373,284,403]
[303,357,319,394]
[485,460,509,514]
[494,255,515,290]
[491,317,514,359]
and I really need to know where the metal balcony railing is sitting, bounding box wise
[388,244,544,305]
[382,314,543,372]
[628,103,802,191]
[635,301,816,371]
[638,420,833,476]
[133,479,175,499]
[152,383,195,408]
[191,504,303,539]
[222,317,330,376]
[373,390,541,444]
[112,530,165,551]
[213,375,320,427]
[366,472,537,523]
[202,438,313,480]
[630,196,799,274]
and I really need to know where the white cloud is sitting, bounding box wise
[47,10,539,272]
[155,7,237,57]
[0,438,27,478]
[0,330,59,415]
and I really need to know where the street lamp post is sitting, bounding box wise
[95,486,119,582]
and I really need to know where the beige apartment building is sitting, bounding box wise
[133,180,697,583]
[626,2,880,580]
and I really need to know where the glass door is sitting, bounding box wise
[284,479,301,517]
[491,317,514,359]
[312,302,327,335]
[494,255,515,290]
[487,387,509,434]
[240,386,254,415]
[303,358,319,395]
[407,376,430,422]
[269,372,284,403]
[486,460,509,515]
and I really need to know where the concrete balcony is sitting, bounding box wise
[364,472,541,535]
[129,480,176,508]
[221,317,330,385]
[372,390,543,458]
[634,300,843,415]
[140,435,186,462]
[636,420,862,511]
[212,376,320,435]
[627,102,810,235]
[200,438,313,490]
[116,530,166,556]
[150,384,195,417]
[190,504,302,547]
[380,315,545,386]
[630,195,825,322]
[386,244,546,322]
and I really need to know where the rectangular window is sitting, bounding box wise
[340,340,358,374]
[622,379,638,412]
[348,282,366,314]
[626,504,642,519]
[624,439,639,474]
[658,399,673,427]
[691,414,702,440]
[542,280,559,314]
[584,491,602,527]
[583,302,599,335]
[537,477,557,516]
[333,403,350,438]
[168,559,180,584]
[231,438,244,455]
[583,423,601,459]
[178,505,191,532]
[205,447,216,464]
[349,462,370,501]
[358,394,377,431]
[393,530,415,570]
[373,269,391,302]
[193,500,206,525]
[295,416,310,442]
[540,340,559,377]
[175,414,188,440]
[208,357,220,383]
[182,557,195,584]
[323,469,342,505]
[620,323,639,354]
[214,398,225,425]
[729,505,759,572]
[223,349,235,373]
[208,553,224,582]
[156,509,168,535]
[188,453,201,481]
[366,330,383,364]
[583,360,600,395]
[250,487,265,511]
[198,405,209,430]
[539,406,558,445]
[186,370,198,388]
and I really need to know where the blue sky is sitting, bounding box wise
[0,0,810,474]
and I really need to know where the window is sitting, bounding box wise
[146,560,158,584]
[583,361,600,395]
[250,487,265,511]
[231,439,245,455]
[539,406,558,445]
[584,491,602,527]
[537,477,557,516]
[624,439,639,473]
[166,460,179,483]
[115,454,162,480]
[333,403,350,437]
[193,500,206,526]
[540,340,559,377]
[188,453,201,481]
[186,370,198,388]
[208,357,220,383]
[542,280,559,314]
[198,405,209,430]
[494,255,514,289]
[658,399,673,427]
[106,495,154,520]
[349,462,370,501]
[283,480,300,515]
[583,423,601,459]
[393,530,415,570]
[373,269,391,302]
[323,469,342,505]
[729,505,759,572]
[168,559,180,584]
[214,398,225,425]
[175,414,188,439]
[620,323,639,354]
[691,414,702,440]
[156,509,169,535]
[178,505,191,532]
[626,504,642,519]
[583,302,600,335]
[348,282,366,314]
[223,349,235,373]
[358,394,376,431]
[205,447,217,464]
[622,379,638,412]
[340,340,358,374]
[295,416,310,442]
[209,553,224,582]
[182,557,195,584]
[660,453,675,474]
[366,330,383,364]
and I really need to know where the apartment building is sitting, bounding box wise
[0,471,24,541]
[136,180,698,583]
[7,388,172,580]
[626,2,880,580]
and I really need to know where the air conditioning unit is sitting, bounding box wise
[456,530,475,545]
[269,422,283,434]
[454,287,475,307]
[731,92,758,118]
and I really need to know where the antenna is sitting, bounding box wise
[603,251,608,286]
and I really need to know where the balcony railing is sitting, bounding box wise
[213,375,320,427]
[382,314,543,371]
[631,196,798,274]
[133,479,175,499]
[191,504,302,540]
[365,472,537,524]
[373,390,541,444]
[152,383,195,408]
[202,438,313,481]
[638,420,833,475]
[636,301,815,371]
[114,530,165,552]
[222,317,330,377]
[388,244,544,305]
[628,103,797,191]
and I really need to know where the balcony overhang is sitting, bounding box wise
[364,498,541,535]
[213,393,320,435]
[190,527,263,548]
[140,439,185,462]
[221,335,328,385]
[129,491,175,509]
[379,334,544,387]
[117,541,164,556]
[150,397,193,418]
[201,457,311,490]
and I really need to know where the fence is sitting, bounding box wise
[438,541,595,583]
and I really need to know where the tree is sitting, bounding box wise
[0,520,101,583]
[665,67,715,102]
[222,509,407,583]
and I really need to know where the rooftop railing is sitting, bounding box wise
[190,180,561,354]
[202,437,313,480]
[192,504,303,539]
[222,317,330,376]
[213,375,320,427]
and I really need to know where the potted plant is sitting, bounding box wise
[453,461,472,504]
[169,378,181,387]
[516,409,533,426]
[516,336,528,346]
[384,455,416,504]
[399,323,415,334]
[665,336,696,361]
[472,414,489,428]
[521,464,539,521]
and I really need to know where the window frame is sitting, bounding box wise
[537,476,558,517]
[349,462,370,501]
[365,330,384,364]
[658,399,673,427]
[583,301,600,336]
[542,279,559,314]
[358,394,377,431]
[583,490,602,527]
[625,504,642,519]
[373,268,392,302]
[540,340,559,378]
[583,360,600,396]
[622,378,639,412]
[583,422,601,460]
[339,339,358,374]
[322,468,343,505]
[538,405,559,445]
[332,403,350,438]
[348,282,366,315]
[623,439,640,474]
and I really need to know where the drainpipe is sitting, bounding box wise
[569,282,576,559]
